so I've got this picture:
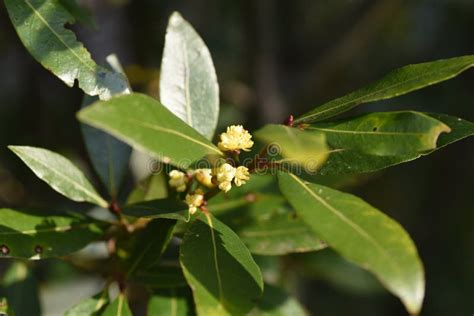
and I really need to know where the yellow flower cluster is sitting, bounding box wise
[185,190,204,215]
[168,170,189,192]
[215,163,250,192]
[218,125,254,152]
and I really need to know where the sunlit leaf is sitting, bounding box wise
[254,124,329,174]
[77,93,222,169]
[160,12,219,140]
[148,288,194,316]
[180,213,263,315]
[101,294,131,316]
[307,111,450,156]
[4,0,129,100]
[278,172,424,314]
[9,146,108,208]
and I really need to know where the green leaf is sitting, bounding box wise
[2,262,41,316]
[277,172,424,314]
[249,284,308,316]
[295,55,474,123]
[209,175,326,255]
[307,111,450,156]
[131,266,187,289]
[77,93,222,169]
[0,208,105,259]
[4,0,129,100]
[180,213,263,316]
[9,146,108,208]
[254,124,329,174]
[64,291,108,316]
[58,0,96,29]
[81,95,132,198]
[122,199,189,221]
[316,113,474,175]
[125,219,176,277]
[101,294,131,316]
[148,289,194,316]
[160,12,219,140]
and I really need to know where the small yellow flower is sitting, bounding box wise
[194,168,215,188]
[218,125,254,152]
[214,163,236,192]
[168,170,189,192]
[185,190,204,215]
[234,166,250,187]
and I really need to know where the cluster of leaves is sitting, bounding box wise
[1,1,474,315]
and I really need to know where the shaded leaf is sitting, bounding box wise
[58,0,96,29]
[77,93,222,169]
[307,111,450,155]
[148,288,194,316]
[278,172,424,314]
[1,262,41,316]
[81,95,132,198]
[125,219,176,277]
[160,12,219,140]
[295,55,474,123]
[9,146,108,208]
[254,124,329,174]
[122,199,189,221]
[249,284,308,316]
[180,213,263,315]
[4,0,129,100]
[101,294,131,316]
[0,208,105,259]
[131,265,187,289]
[64,291,108,316]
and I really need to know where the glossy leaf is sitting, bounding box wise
[64,291,108,316]
[101,294,131,316]
[295,55,474,123]
[160,12,219,140]
[9,146,108,208]
[131,266,187,289]
[77,93,222,169]
[307,111,450,156]
[278,172,424,314]
[0,208,105,259]
[81,95,132,198]
[122,199,189,221]
[148,289,194,316]
[249,284,308,316]
[4,0,129,100]
[254,124,329,174]
[317,113,474,175]
[180,213,263,316]
[2,262,41,316]
[126,219,176,277]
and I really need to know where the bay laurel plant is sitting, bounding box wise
[1,1,474,315]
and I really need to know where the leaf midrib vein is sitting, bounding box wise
[288,173,403,278]
[18,151,105,206]
[300,62,473,121]
[24,0,95,73]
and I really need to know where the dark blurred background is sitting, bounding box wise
[0,0,473,315]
